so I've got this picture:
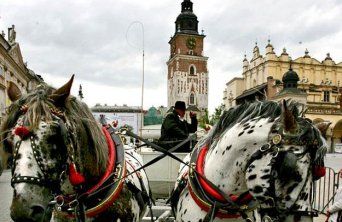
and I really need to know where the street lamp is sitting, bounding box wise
[126,21,145,137]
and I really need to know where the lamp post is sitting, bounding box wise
[126,21,145,137]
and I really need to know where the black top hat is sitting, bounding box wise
[174,101,186,111]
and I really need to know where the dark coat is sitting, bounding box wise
[159,110,197,152]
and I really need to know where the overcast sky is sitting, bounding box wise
[1,0,342,113]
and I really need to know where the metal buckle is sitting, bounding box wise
[55,195,65,208]
[260,143,271,152]
[272,147,279,158]
[262,215,274,222]
[69,199,79,208]
[272,134,282,145]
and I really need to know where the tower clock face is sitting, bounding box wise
[186,37,196,49]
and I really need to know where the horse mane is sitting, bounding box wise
[1,84,108,177]
[206,101,281,146]
[204,100,327,165]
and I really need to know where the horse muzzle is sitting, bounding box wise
[11,197,51,222]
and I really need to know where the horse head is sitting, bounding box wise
[1,76,108,221]
[174,100,327,222]
[245,100,326,221]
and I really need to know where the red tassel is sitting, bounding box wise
[313,165,326,179]
[14,126,31,139]
[112,120,118,128]
[69,163,85,186]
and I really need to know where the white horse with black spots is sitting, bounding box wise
[171,100,327,222]
[1,77,152,222]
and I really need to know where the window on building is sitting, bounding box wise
[323,91,330,102]
[189,65,195,75]
[190,93,195,105]
[189,50,193,55]
[0,66,3,76]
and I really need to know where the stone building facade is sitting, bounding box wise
[167,0,209,116]
[223,40,342,152]
[0,25,42,123]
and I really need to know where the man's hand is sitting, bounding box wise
[190,112,197,118]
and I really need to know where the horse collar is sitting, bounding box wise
[54,126,126,219]
[186,145,256,220]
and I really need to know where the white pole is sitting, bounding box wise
[126,21,145,137]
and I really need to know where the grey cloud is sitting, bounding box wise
[0,0,341,109]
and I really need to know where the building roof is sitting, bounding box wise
[275,88,306,97]
[91,104,142,113]
[282,68,299,83]
[226,77,244,86]
[235,83,267,101]
[187,105,200,111]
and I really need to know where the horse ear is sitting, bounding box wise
[282,100,297,133]
[314,121,332,139]
[7,81,22,102]
[49,75,74,106]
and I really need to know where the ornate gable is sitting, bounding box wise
[9,43,26,70]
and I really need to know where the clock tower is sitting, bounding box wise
[167,0,209,116]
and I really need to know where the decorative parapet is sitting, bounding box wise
[306,106,342,115]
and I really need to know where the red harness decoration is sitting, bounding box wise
[85,126,116,194]
[60,126,124,218]
[69,163,86,186]
[188,145,253,218]
[313,165,326,179]
[14,126,31,140]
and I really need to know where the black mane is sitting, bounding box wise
[207,101,282,145]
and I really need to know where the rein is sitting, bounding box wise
[122,130,254,221]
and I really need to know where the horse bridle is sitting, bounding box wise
[10,107,73,191]
[247,118,323,221]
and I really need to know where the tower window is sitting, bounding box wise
[0,66,3,76]
[323,91,330,102]
[190,93,195,105]
[189,65,196,75]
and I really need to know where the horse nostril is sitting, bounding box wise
[30,205,45,218]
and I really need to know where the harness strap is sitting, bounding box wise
[203,201,218,222]
[126,180,146,212]
[125,130,252,211]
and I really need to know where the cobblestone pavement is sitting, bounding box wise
[0,154,341,222]
[0,170,12,222]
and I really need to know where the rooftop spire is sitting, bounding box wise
[175,0,199,34]
[325,52,332,60]
[181,0,193,12]
[78,84,84,100]
[243,54,247,61]
[281,47,288,55]
[304,48,311,58]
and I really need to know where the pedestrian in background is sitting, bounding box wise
[159,101,197,152]
[327,169,342,222]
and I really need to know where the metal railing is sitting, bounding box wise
[312,167,340,214]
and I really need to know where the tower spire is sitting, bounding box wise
[175,0,198,34]
[78,84,84,100]
[181,0,193,12]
